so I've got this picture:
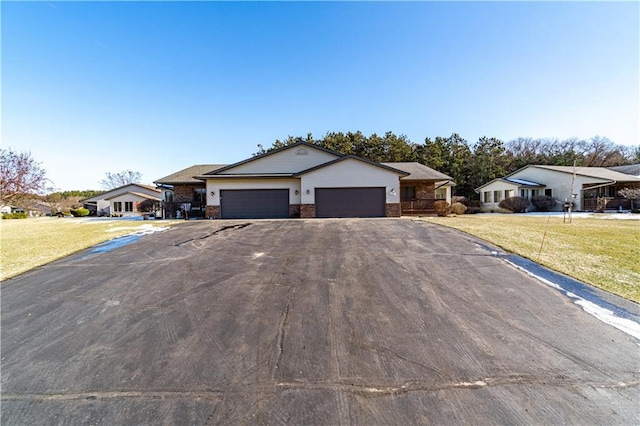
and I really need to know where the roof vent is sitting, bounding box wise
[295,148,308,155]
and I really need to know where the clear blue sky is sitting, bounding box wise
[3,1,638,191]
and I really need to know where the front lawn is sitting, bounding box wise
[420,214,640,303]
[0,217,181,281]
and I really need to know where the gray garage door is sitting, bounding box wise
[220,189,289,219]
[315,187,386,218]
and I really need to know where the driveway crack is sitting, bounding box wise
[174,223,251,246]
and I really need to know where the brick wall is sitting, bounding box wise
[400,181,436,215]
[413,181,435,199]
[300,204,315,218]
[205,205,220,219]
[386,203,401,217]
[173,184,204,203]
[289,204,301,218]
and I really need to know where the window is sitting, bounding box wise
[164,191,173,203]
[483,191,491,203]
[113,202,122,212]
[401,186,416,201]
[494,191,502,203]
[520,189,527,198]
[125,202,133,212]
[505,189,514,199]
[606,186,616,197]
[531,189,540,197]
[545,189,553,197]
[194,188,206,204]
[435,188,446,200]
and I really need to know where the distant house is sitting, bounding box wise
[26,201,52,217]
[1,201,51,217]
[81,183,162,217]
[476,165,640,212]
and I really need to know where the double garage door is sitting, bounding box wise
[220,189,289,219]
[220,187,386,219]
[315,187,385,218]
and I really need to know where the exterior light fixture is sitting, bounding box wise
[306,189,311,195]
[210,191,215,197]
[390,188,396,195]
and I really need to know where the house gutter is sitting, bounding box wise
[582,180,616,192]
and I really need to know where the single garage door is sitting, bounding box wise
[315,187,386,218]
[220,189,289,219]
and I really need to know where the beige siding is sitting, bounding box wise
[206,178,301,206]
[478,181,519,211]
[109,193,154,217]
[84,184,160,216]
[220,146,339,174]
[300,159,401,204]
[511,167,609,211]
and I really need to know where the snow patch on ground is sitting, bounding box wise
[505,259,640,341]
[105,224,170,234]
[513,212,640,220]
[89,225,170,254]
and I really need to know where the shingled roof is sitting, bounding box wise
[381,162,453,181]
[154,164,227,185]
[532,165,640,182]
[608,164,640,177]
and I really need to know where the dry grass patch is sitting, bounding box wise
[420,215,640,303]
[0,217,181,281]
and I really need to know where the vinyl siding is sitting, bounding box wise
[219,147,339,174]
[300,159,400,204]
[510,168,610,211]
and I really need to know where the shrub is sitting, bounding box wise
[530,195,556,212]
[498,196,529,213]
[452,196,469,206]
[434,200,451,217]
[137,199,159,213]
[70,208,90,217]
[450,202,467,215]
[1,212,28,219]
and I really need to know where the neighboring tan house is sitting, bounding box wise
[382,162,454,215]
[26,201,52,217]
[154,164,226,219]
[81,183,162,217]
[1,201,51,217]
[476,165,640,212]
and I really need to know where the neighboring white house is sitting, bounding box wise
[476,165,640,212]
[81,183,162,217]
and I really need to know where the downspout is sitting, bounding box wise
[581,180,616,210]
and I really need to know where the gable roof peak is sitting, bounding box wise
[204,141,343,176]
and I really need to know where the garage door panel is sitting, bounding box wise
[315,187,385,218]
[220,189,289,219]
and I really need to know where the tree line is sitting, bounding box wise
[257,132,640,198]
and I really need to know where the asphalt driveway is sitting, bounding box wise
[2,219,639,425]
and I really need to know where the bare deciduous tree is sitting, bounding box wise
[0,148,48,206]
[100,170,142,189]
[618,187,640,210]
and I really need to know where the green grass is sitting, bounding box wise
[0,217,182,281]
[420,215,640,303]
